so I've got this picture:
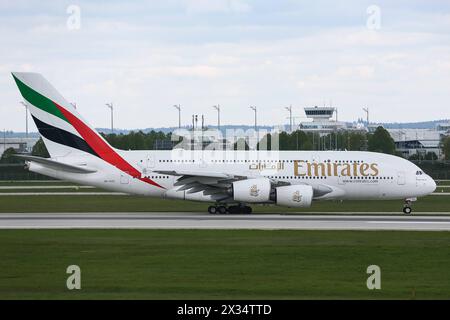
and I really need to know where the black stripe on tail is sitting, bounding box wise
[32,115,99,158]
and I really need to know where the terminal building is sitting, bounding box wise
[384,122,449,159]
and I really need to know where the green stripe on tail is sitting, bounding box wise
[12,74,68,123]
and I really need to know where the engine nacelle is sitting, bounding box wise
[232,178,271,203]
[275,185,313,208]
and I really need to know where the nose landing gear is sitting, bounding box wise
[402,198,416,214]
[403,205,412,214]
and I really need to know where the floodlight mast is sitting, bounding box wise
[173,104,181,128]
[20,101,28,138]
[212,105,220,130]
[105,103,114,133]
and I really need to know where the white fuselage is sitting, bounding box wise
[28,149,436,204]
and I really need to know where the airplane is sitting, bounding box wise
[11,72,436,214]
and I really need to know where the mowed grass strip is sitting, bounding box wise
[0,194,449,213]
[0,187,106,193]
[0,229,449,299]
[0,181,77,186]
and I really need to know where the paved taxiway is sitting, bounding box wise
[1,213,450,230]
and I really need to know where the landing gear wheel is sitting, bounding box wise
[228,206,239,214]
[403,198,414,214]
[208,206,217,214]
[217,206,228,214]
[223,205,252,214]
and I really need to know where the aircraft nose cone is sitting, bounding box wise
[428,177,437,193]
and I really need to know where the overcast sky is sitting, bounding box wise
[1,0,450,132]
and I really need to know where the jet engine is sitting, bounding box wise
[232,178,271,203]
[275,185,313,207]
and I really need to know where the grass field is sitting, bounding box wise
[0,194,449,213]
[0,181,76,186]
[0,187,106,193]
[0,229,449,299]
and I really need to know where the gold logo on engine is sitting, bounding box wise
[250,185,260,197]
[292,190,302,203]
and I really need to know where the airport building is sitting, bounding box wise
[436,122,450,133]
[387,128,447,159]
[0,137,39,157]
[297,106,364,134]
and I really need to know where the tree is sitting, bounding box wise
[348,132,367,151]
[368,126,396,154]
[0,148,22,164]
[31,138,50,158]
[443,136,450,160]
[424,152,438,161]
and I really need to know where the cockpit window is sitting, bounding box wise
[416,170,423,175]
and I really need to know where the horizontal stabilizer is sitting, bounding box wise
[14,155,97,174]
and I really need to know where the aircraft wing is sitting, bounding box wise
[153,170,333,199]
[153,170,248,200]
[14,155,97,174]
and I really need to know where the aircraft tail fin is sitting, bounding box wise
[11,72,110,159]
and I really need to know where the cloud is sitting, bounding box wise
[1,0,450,131]
[336,65,375,78]
[183,0,251,14]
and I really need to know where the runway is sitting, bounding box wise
[1,213,450,230]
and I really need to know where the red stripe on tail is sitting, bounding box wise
[54,102,164,189]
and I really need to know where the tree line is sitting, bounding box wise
[1,126,450,163]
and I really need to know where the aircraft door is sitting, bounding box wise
[397,171,406,185]
[146,154,155,168]
[120,173,130,184]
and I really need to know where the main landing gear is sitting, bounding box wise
[402,198,415,214]
[207,205,252,214]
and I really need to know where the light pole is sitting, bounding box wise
[363,107,369,126]
[250,106,257,131]
[285,105,292,132]
[212,105,220,130]
[250,106,258,150]
[20,101,28,139]
[105,103,114,133]
[173,104,181,128]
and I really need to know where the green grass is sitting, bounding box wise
[0,187,105,193]
[0,181,77,186]
[0,194,449,213]
[0,229,449,299]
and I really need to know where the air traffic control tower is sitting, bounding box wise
[298,106,347,134]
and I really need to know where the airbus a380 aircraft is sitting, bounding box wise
[11,72,436,214]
